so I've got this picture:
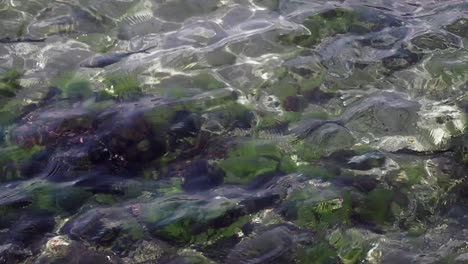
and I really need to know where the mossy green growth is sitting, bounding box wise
[296,142,327,162]
[195,215,251,245]
[298,242,338,264]
[0,145,44,182]
[278,8,365,47]
[30,184,91,214]
[144,104,181,131]
[55,72,93,100]
[269,73,300,100]
[255,112,302,131]
[0,68,22,99]
[158,177,183,195]
[219,140,288,184]
[219,156,278,184]
[283,184,351,232]
[191,73,226,90]
[297,165,338,180]
[141,198,239,244]
[329,229,369,264]
[154,73,225,98]
[360,188,395,225]
[401,163,426,186]
[297,194,351,232]
[446,18,468,38]
[104,72,142,99]
[0,99,26,126]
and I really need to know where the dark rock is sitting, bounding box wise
[0,243,32,264]
[303,87,335,104]
[446,18,468,39]
[382,49,423,72]
[181,160,224,192]
[225,225,311,264]
[10,210,55,245]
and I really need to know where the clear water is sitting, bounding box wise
[0,0,467,263]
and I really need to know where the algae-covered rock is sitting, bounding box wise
[62,207,145,249]
[410,33,458,51]
[139,196,242,244]
[0,145,44,182]
[225,225,312,264]
[36,235,123,264]
[279,8,401,48]
[0,69,22,99]
[279,179,351,232]
[328,228,374,264]
[218,140,288,184]
[446,18,468,39]
[0,179,91,215]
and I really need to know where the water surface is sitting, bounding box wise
[0,0,467,263]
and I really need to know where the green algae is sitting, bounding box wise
[401,163,426,186]
[0,68,22,98]
[141,198,240,245]
[329,229,370,264]
[0,145,44,182]
[104,72,142,99]
[76,33,118,53]
[297,165,338,179]
[446,18,468,39]
[282,184,351,233]
[278,8,363,48]
[195,215,251,245]
[360,188,395,225]
[298,242,338,264]
[219,156,278,184]
[55,72,93,100]
[31,184,91,214]
[218,140,297,184]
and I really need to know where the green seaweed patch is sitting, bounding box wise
[144,104,181,131]
[359,188,395,225]
[283,185,351,232]
[0,68,22,99]
[155,73,226,97]
[401,163,426,186]
[191,73,226,90]
[0,145,44,182]
[278,8,366,48]
[55,72,93,100]
[298,195,351,232]
[255,112,302,131]
[329,229,370,264]
[219,156,278,184]
[296,165,338,180]
[158,177,183,195]
[194,215,251,245]
[298,241,339,264]
[218,140,293,184]
[296,142,327,162]
[269,72,301,100]
[30,184,92,214]
[0,99,23,126]
[104,72,142,99]
[446,18,468,39]
[141,198,240,245]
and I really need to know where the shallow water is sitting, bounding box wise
[0,0,467,263]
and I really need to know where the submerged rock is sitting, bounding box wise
[278,7,401,48]
[446,18,468,39]
[225,225,312,264]
[36,235,123,264]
